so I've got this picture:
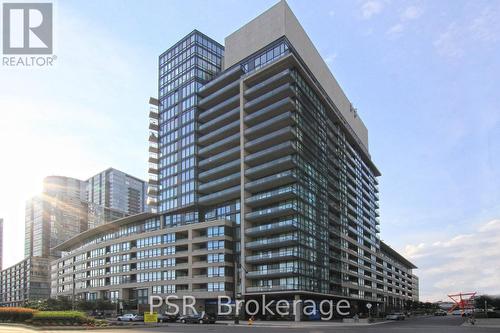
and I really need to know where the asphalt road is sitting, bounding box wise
[1,316,499,333]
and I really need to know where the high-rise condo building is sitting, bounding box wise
[86,168,147,228]
[52,1,418,316]
[24,176,88,259]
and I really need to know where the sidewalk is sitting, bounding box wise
[461,318,500,328]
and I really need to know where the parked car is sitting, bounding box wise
[117,313,143,322]
[434,310,447,316]
[178,313,216,324]
[157,314,178,323]
[386,313,405,320]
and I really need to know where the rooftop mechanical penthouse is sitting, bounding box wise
[51,0,418,319]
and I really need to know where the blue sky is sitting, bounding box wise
[0,0,499,301]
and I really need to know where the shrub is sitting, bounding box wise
[0,307,37,322]
[30,311,94,326]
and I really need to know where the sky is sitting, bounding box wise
[0,0,499,302]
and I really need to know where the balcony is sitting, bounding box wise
[148,132,158,143]
[245,219,298,237]
[245,111,294,140]
[244,97,294,126]
[198,80,239,109]
[198,133,240,157]
[198,159,241,182]
[244,83,294,114]
[147,186,158,196]
[148,145,159,154]
[148,163,158,174]
[199,95,239,123]
[149,108,159,119]
[245,250,299,264]
[149,119,159,131]
[246,267,297,279]
[198,172,240,194]
[245,234,298,250]
[198,66,242,97]
[245,201,297,222]
[245,141,296,167]
[199,185,241,206]
[245,155,295,180]
[199,120,240,146]
[245,186,297,207]
[199,146,240,170]
[148,154,158,164]
[244,69,292,100]
[199,107,240,134]
[245,127,294,153]
[245,170,296,193]
[246,285,298,293]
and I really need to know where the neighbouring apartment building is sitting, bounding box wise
[51,0,418,318]
[86,168,148,228]
[25,176,88,259]
[0,170,146,307]
[0,257,50,307]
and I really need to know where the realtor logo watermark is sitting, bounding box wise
[2,2,56,66]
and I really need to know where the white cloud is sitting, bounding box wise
[434,4,500,60]
[434,23,464,59]
[403,219,500,301]
[361,1,384,20]
[401,6,423,21]
[386,5,424,37]
[468,8,500,42]
[386,23,404,37]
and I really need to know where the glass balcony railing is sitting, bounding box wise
[246,185,296,205]
[199,95,239,122]
[199,146,240,170]
[198,133,240,156]
[244,97,294,125]
[199,107,240,133]
[246,266,297,277]
[245,219,298,236]
[245,234,298,249]
[245,249,298,262]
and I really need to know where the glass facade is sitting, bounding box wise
[157,31,224,213]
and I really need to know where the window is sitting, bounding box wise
[208,282,225,292]
[208,240,224,250]
[207,226,224,237]
[208,253,224,263]
[208,267,224,277]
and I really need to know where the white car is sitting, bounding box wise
[117,313,142,322]
[386,313,405,320]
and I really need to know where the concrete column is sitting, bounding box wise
[239,79,248,296]
[294,295,302,322]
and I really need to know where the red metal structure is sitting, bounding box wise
[448,292,476,314]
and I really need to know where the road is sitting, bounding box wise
[1,316,498,333]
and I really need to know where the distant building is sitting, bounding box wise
[0,257,50,307]
[24,169,147,259]
[24,176,88,259]
[86,168,147,228]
